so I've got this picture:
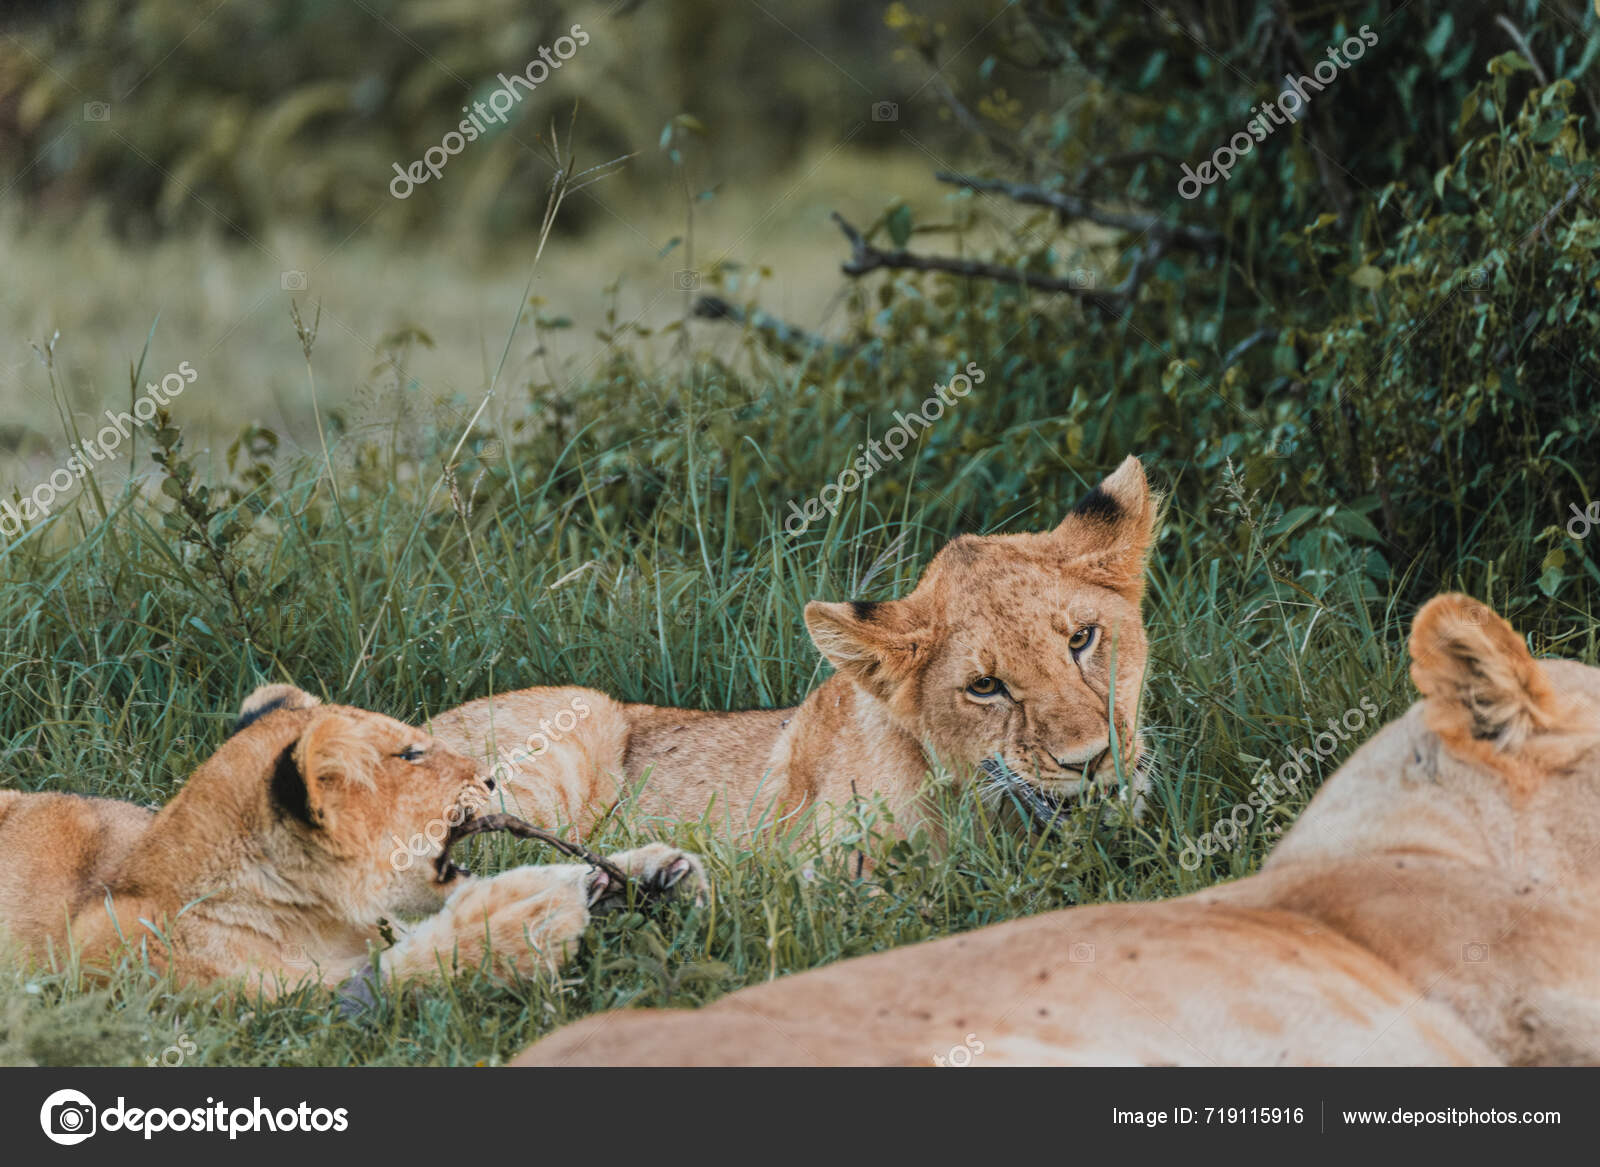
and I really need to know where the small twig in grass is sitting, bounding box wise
[289,299,337,500]
[452,813,630,886]
[291,297,362,633]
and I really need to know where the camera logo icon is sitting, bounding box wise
[1462,941,1490,963]
[40,1089,97,1145]
[674,270,701,290]
[281,270,308,291]
[83,102,111,122]
[871,101,898,122]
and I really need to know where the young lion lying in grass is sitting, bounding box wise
[517,594,1600,1066]
[0,685,705,993]
[430,455,1160,843]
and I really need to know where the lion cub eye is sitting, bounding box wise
[398,745,428,763]
[1067,625,1097,654]
[966,675,1009,699]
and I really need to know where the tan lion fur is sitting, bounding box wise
[0,684,704,994]
[515,593,1600,1066]
[430,455,1162,844]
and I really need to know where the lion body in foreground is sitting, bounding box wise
[517,594,1600,1066]
[430,456,1160,842]
[0,686,702,992]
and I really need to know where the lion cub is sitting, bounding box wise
[430,455,1160,842]
[0,686,705,993]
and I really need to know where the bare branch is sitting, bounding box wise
[912,46,1027,165]
[1220,327,1279,371]
[693,295,873,365]
[1495,15,1550,87]
[830,211,1159,312]
[933,171,1222,253]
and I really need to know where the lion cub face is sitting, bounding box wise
[237,686,494,918]
[805,456,1159,819]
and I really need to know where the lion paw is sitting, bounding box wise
[603,842,709,906]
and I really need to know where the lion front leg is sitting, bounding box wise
[375,844,706,984]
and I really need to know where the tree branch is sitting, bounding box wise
[1514,164,1600,257]
[1495,15,1550,87]
[1220,327,1279,371]
[912,46,1027,165]
[933,171,1222,253]
[830,211,1159,311]
[693,295,874,365]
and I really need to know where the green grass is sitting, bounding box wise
[2,270,1596,1066]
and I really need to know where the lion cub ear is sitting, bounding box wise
[1052,455,1160,599]
[805,599,935,703]
[271,711,379,831]
[235,683,322,735]
[1409,594,1564,791]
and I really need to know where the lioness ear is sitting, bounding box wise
[1409,594,1563,789]
[1053,455,1160,599]
[805,599,935,703]
[235,683,322,735]
[272,711,379,830]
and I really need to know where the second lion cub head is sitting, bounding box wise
[804,455,1159,820]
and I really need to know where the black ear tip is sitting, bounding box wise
[1070,484,1123,524]
[234,684,319,735]
[232,697,290,736]
[850,600,880,621]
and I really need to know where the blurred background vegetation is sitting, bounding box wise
[4,0,1600,1063]
[3,0,1599,601]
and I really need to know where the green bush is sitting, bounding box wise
[678,2,1600,616]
